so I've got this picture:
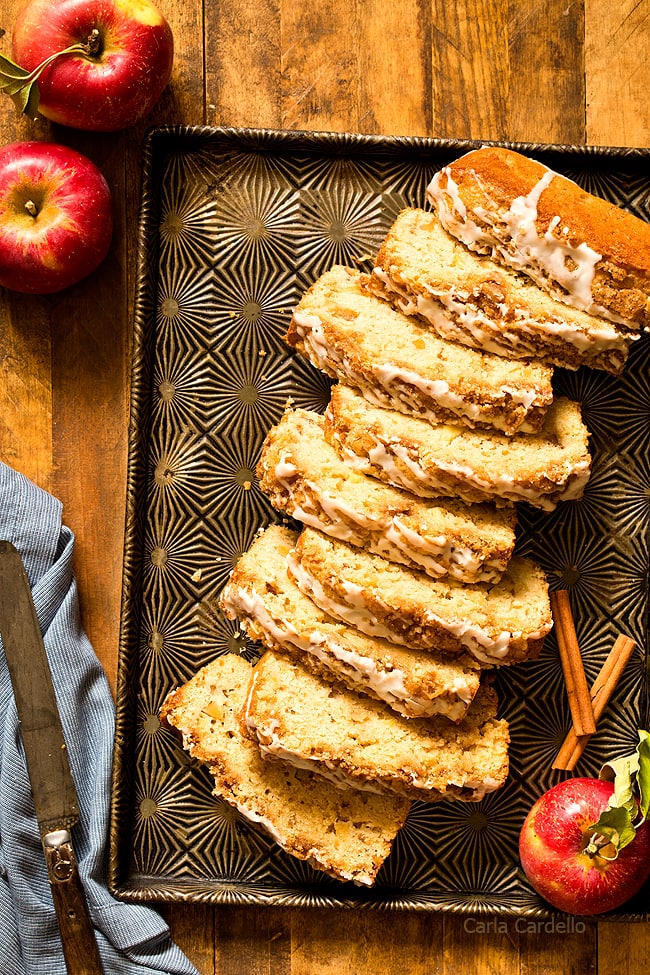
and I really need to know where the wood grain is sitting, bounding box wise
[585,0,650,146]
[431,0,509,140]
[0,289,52,489]
[206,0,282,128]
[508,0,585,145]
[281,1,361,132]
[598,921,650,974]
[1,0,649,972]
[356,1,432,137]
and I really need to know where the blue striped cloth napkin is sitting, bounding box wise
[0,462,199,975]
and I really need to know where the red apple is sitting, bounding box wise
[519,777,650,915]
[0,141,113,294]
[9,0,174,132]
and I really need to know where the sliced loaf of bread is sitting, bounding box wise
[426,146,650,328]
[159,653,410,886]
[219,524,482,719]
[286,263,553,434]
[369,207,636,374]
[244,649,510,803]
[287,527,552,666]
[257,407,517,583]
[324,382,591,510]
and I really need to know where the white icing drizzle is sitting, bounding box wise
[270,454,505,582]
[247,715,501,802]
[250,724,502,801]
[371,265,631,371]
[427,164,626,323]
[223,583,474,719]
[286,549,534,665]
[291,312,333,371]
[292,309,542,433]
[329,427,590,512]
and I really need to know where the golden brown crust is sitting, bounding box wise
[431,147,650,326]
[160,653,410,886]
[218,524,483,720]
[370,207,636,374]
[246,649,510,802]
[285,263,552,433]
[288,528,551,666]
[324,384,591,511]
[256,407,517,583]
[450,147,650,272]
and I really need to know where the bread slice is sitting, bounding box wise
[324,382,591,511]
[257,407,517,583]
[244,649,510,803]
[426,146,650,329]
[159,653,410,886]
[369,207,636,374]
[219,524,482,720]
[286,264,553,434]
[287,527,551,666]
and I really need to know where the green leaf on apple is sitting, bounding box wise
[0,51,41,119]
[602,753,638,816]
[0,34,102,122]
[587,804,637,854]
[636,730,650,819]
[593,730,650,855]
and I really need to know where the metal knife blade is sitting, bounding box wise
[0,540,104,975]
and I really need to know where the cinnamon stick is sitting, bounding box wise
[550,589,596,738]
[553,633,637,771]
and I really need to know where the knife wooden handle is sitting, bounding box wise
[43,830,105,975]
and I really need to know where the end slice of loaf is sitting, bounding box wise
[286,264,553,434]
[160,653,410,886]
[257,407,517,583]
[244,649,510,803]
[426,146,650,329]
[324,382,591,511]
[369,208,637,374]
[287,527,552,666]
[219,524,482,720]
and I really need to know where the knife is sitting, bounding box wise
[0,541,104,975]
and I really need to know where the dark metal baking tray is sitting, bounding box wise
[109,125,650,918]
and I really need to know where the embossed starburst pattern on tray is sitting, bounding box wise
[109,127,650,918]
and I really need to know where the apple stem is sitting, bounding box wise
[585,829,619,861]
[0,30,103,91]
[15,41,101,87]
[86,29,101,57]
[24,200,38,217]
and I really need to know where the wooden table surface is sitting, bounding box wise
[1,0,649,971]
